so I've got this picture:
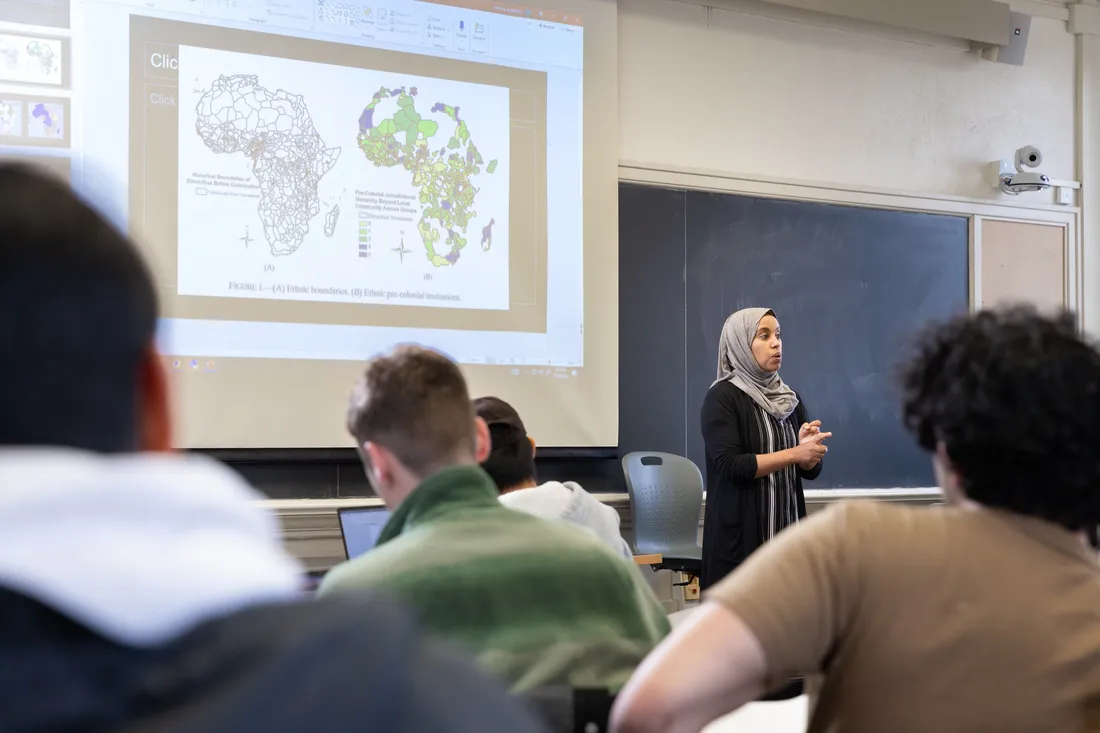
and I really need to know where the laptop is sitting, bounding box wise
[338,506,392,560]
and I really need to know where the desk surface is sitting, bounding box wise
[632,553,662,565]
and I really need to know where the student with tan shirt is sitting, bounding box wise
[611,307,1100,733]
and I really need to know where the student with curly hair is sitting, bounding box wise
[611,307,1100,733]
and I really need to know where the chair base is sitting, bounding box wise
[645,559,702,588]
[653,559,702,576]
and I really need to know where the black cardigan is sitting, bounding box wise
[699,380,822,590]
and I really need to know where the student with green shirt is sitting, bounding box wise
[318,345,670,692]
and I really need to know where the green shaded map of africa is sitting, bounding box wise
[357,85,497,267]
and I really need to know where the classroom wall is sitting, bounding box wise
[618,0,1075,201]
[221,1,1087,498]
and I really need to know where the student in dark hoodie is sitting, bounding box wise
[0,163,546,733]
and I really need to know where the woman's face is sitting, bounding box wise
[751,314,783,373]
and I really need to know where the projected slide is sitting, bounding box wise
[176,46,509,310]
[129,15,548,337]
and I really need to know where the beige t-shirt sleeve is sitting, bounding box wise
[707,502,870,681]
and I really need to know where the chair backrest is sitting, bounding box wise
[621,452,704,556]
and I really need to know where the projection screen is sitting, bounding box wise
[0,0,618,447]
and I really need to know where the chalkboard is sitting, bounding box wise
[619,183,969,488]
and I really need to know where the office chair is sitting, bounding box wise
[621,452,703,582]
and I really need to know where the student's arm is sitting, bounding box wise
[610,604,768,733]
[610,503,865,733]
[316,552,392,597]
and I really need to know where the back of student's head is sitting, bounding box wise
[0,164,159,453]
[347,345,477,477]
[901,306,1100,531]
[473,396,536,491]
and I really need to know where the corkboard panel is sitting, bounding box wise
[980,219,1065,312]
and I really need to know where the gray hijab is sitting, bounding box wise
[712,307,799,421]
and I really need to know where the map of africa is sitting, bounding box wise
[194,74,341,256]
[357,85,496,267]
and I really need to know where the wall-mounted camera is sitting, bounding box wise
[996,146,1051,195]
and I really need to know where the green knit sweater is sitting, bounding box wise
[318,465,671,691]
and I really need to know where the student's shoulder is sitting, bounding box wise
[158,597,418,721]
[209,594,414,652]
[498,481,571,511]
[837,499,949,529]
[524,507,607,541]
[317,536,421,595]
[813,499,913,530]
[533,525,669,631]
[803,500,950,557]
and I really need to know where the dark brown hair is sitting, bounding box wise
[347,345,477,476]
[0,163,158,452]
[901,306,1100,531]
[473,396,536,491]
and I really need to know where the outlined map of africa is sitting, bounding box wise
[357,85,497,267]
[194,74,341,256]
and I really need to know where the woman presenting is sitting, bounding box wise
[699,307,831,591]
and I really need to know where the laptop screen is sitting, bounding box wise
[339,506,392,560]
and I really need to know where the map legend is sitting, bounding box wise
[358,217,372,258]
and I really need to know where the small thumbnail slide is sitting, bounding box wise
[27,100,63,138]
[0,32,69,88]
[0,100,23,139]
[0,93,68,147]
